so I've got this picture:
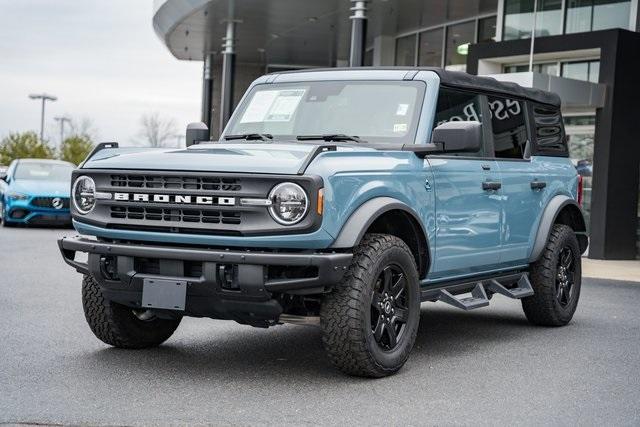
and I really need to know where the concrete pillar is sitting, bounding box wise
[372,35,395,66]
[201,53,215,133]
[589,31,640,259]
[349,0,368,67]
[219,19,237,132]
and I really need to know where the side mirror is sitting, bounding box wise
[431,121,482,153]
[0,171,7,182]
[186,122,210,147]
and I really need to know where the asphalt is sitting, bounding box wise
[1,227,639,426]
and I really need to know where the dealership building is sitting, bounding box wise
[153,0,640,260]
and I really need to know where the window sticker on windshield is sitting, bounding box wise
[264,89,306,122]
[393,123,408,133]
[240,90,279,123]
[396,103,409,116]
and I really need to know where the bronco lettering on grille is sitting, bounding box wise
[112,193,236,206]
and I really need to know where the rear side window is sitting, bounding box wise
[434,88,486,156]
[531,104,568,156]
[487,96,528,159]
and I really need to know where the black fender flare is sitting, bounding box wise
[529,195,588,262]
[330,197,428,249]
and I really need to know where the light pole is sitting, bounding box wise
[54,116,71,151]
[28,93,57,142]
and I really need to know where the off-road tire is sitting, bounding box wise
[82,274,182,348]
[522,224,581,326]
[320,234,421,377]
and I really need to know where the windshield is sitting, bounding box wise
[14,162,74,181]
[225,80,425,144]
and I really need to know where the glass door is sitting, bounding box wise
[564,114,595,231]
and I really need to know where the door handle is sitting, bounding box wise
[530,180,547,190]
[482,181,501,191]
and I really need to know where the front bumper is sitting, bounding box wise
[4,198,71,225]
[58,236,352,324]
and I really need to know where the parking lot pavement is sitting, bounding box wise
[1,227,639,426]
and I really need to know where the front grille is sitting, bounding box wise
[78,170,321,236]
[110,206,241,225]
[31,197,70,209]
[110,174,242,192]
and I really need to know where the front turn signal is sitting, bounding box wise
[317,188,324,215]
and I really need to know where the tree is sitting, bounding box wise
[0,131,54,165]
[138,112,178,147]
[60,135,94,165]
[69,117,98,141]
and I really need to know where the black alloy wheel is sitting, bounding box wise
[556,246,575,307]
[371,264,409,351]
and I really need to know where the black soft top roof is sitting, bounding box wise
[430,68,560,107]
[275,67,561,108]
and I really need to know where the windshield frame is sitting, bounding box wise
[223,80,426,145]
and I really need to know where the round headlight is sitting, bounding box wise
[268,182,309,225]
[72,176,96,214]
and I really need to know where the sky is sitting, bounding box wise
[0,0,202,147]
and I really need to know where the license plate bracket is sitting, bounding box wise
[141,278,187,311]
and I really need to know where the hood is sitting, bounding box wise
[82,142,375,175]
[11,179,71,197]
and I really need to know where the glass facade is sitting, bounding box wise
[565,115,596,231]
[417,0,499,28]
[503,0,562,40]
[445,21,476,70]
[395,35,416,66]
[478,15,498,42]
[565,0,631,33]
[562,60,600,82]
[504,0,632,40]
[504,62,559,75]
[418,29,444,67]
[503,60,599,83]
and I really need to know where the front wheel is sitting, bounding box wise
[320,234,421,377]
[0,203,15,227]
[522,224,582,326]
[82,274,182,348]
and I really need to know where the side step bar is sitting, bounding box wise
[437,283,489,311]
[422,272,533,311]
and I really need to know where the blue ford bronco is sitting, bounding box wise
[59,68,587,377]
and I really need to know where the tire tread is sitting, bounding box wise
[82,274,181,348]
[320,234,419,377]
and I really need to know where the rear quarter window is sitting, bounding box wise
[531,104,568,156]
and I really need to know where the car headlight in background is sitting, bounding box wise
[268,182,309,225]
[7,192,29,201]
[72,176,96,214]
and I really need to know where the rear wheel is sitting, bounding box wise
[320,234,421,377]
[82,274,182,348]
[522,224,582,326]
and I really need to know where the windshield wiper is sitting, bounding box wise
[224,133,273,141]
[296,134,364,143]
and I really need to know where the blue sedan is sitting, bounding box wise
[0,159,75,226]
